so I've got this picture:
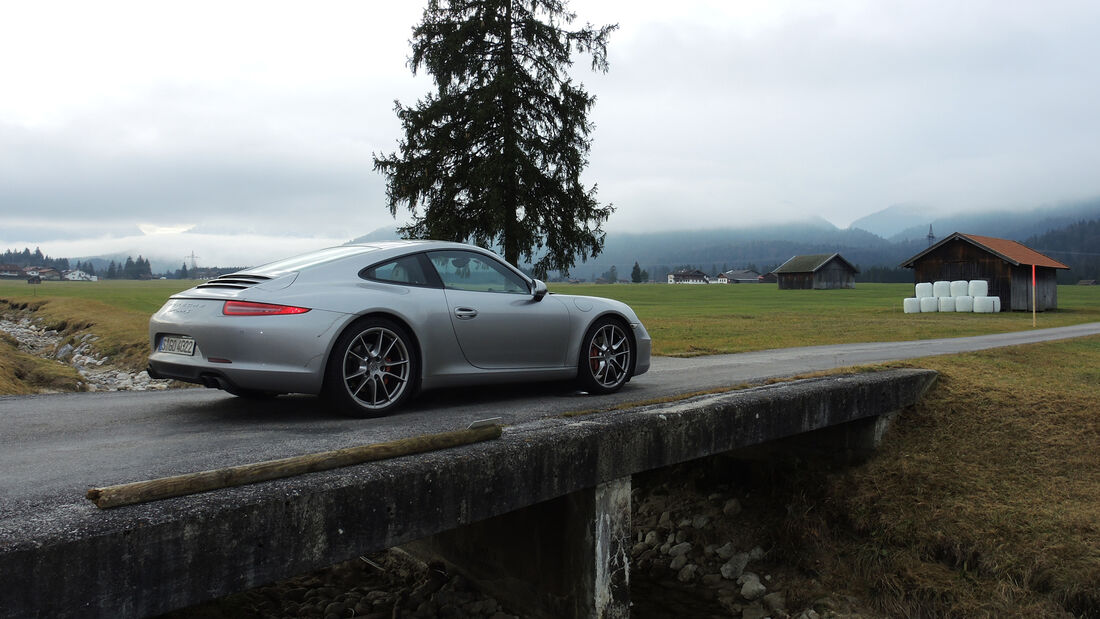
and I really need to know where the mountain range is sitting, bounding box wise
[350,198,1100,282]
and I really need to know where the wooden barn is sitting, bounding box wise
[899,232,1070,311]
[773,253,859,290]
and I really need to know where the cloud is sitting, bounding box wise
[2,0,1100,259]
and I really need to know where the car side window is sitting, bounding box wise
[363,255,431,286]
[427,251,530,294]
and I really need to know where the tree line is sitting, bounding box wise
[1,247,70,271]
[1025,219,1100,283]
[102,256,153,280]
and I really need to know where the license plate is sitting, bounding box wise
[158,335,196,356]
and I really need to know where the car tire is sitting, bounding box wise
[577,317,633,394]
[324,317,418,417]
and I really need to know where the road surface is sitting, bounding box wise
[2,322,1097,533]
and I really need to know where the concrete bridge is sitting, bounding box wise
[0,368,935,618]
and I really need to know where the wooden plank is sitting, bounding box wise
[85,424,503,509]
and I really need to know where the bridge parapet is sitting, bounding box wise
[0,368,936,618]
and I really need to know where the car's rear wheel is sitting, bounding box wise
[324,317,417,417]
[577,317,633,394]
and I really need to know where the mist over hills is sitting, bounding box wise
[875,198,1100,243]
[32,198,1094,280]
[350,198,1100,281]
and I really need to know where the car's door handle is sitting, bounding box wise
[454,307,478,320]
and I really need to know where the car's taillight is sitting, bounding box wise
[222,301,311,316]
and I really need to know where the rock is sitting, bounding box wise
[678,518,693,528]
[741,601,768,619]
[692,515,710,529]
[674,530,688,544]
[644,530,660,546]
[716,541,735,560]
[739,573,767,601]
[631,542,650,556]
[723,498,743,516]
[669,554,688,571]
[749,546,766,560]
[721,553,750,580]
[668,542,692,557]
[55,343,74,360]
[658,511,671,526]
[676,564,698,583]
[794,611,822,619]
[763,591,788,613]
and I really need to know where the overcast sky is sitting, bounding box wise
[3,0,1099,267]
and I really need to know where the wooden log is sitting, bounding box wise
[86,424,502,509]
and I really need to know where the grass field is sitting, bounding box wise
[556,283,1100,356]
[2,280,1098,366]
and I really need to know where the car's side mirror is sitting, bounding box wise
[532,279,548,301]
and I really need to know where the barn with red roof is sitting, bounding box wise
[900,232,1070,312]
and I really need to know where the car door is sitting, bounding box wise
[426,250,571,369]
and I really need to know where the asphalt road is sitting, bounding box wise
[2,322,1098,532]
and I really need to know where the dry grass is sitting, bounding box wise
[1,297,153,371]
[0,332,86,394]
[782,336,1100,617]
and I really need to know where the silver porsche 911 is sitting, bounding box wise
[147,241,651,417]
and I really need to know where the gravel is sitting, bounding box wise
[0,313,174,392]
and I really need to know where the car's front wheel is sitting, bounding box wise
[577,317,633,394]
[324,317,418,417]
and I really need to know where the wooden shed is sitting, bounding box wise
[773,253,859,290]
[899,232,1070,311]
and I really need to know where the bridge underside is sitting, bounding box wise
[1,369,936,618]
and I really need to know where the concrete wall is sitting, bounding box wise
[0,369,936,619]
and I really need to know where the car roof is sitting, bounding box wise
[244,240,501,277]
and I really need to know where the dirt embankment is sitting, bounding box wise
[0,300,172,394]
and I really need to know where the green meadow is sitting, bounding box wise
[2,280,1098,366]
[553,282,1100,356]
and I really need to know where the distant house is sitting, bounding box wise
[0,264,22,279]
[667,269,710,284]
[1079,280,1097,286]
[35,267,61,281]
[773,253,858,290]
[900,232,1069,312]
[23,267,61,281]
[721,269,762,284]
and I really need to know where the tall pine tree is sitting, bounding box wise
[374,0,616,277]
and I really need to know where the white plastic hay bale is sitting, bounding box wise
[950,280,969,297]
[938,297,956,312]
[903,298,921,313]
[968,280,988,297]
[993,296,1001,312]
[920,297,939,312]
[915,282,934,298]
[973,297,996,313]
[933,281,951,298]
[955,296,974,312]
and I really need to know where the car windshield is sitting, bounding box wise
[249,246,376,277]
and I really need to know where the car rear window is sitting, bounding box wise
[363,255,433,286]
